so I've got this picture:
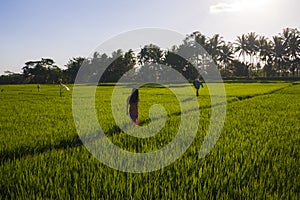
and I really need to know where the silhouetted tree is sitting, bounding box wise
[22,58,60,83]
[63,57,86,83]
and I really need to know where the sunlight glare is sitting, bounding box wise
[236,0,270,11]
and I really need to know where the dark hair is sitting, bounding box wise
[129,88,139,104]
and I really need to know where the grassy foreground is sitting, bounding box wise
[0,82,299,199]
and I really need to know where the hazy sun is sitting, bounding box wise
[235,0,270,10]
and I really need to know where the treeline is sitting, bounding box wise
[1,27,299,84]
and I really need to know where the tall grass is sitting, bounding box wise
[0,82,299,199]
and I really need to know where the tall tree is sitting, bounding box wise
[138,44,164,65]
[235,34,248,63]
[271,36,286,76]
[218,42,234,75]
[281,28,300,77]
[99,49,136,82]
[257,36,268,65]
[207,34,224,65]
[64,57,86,83]
[22,58,59,83]
[184,33,223,75]
[245,32,259,77]
[137,44,164,81]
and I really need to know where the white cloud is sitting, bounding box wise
[209,0,267,14]
[209,2,239,13]
[209,1,241,13]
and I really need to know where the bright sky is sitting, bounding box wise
[0,0,299,74]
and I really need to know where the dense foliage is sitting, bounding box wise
[1,27,300,84]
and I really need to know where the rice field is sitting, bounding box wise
[0,82,299,199]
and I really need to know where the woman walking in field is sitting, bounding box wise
[126,88,139,126]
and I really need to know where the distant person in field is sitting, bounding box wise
[126,88,139,126]
[37,84,40,92]
[193,78,204,96]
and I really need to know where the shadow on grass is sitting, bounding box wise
[1,84,291,164]
[0,125,123,164]
[0,135,83,164]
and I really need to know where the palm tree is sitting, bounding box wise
[271,36,286,76]
[192,31,208,51]
[257,36,273,77]
[235,34,248,63]
[281,28,300,77]
[112,49,123,59]
[207,34,224,67]
[218,42,234,75]
[245,32,259,77]
[288,29,300,77]
[257,36,267,65]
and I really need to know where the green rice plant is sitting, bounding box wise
[0,82,299,199]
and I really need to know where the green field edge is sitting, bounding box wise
[0,83,295,165]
